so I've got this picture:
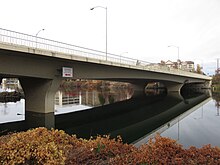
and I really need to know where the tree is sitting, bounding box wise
[196,64,203,74]
[212,74,220,85]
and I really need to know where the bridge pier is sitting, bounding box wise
[19,77,61,129]
[167,91,184,101]
[182,81,211,93]
[164,82,183,94]
[0,77,2,87]
[132,83,147,97]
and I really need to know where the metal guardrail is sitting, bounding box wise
[55,96,80,106]
[0,27,144,66]
[0,27,211,80]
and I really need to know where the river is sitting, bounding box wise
[0,86,219,148]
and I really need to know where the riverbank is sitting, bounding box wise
[213,84,220,91]
[0,91,24,102]
[0,127,220,164]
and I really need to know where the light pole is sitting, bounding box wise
[90,6,107,61]
[35,28,45,48]
[168,45,179,69]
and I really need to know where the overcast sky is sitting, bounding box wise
[1,0,219,75]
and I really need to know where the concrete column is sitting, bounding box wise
[205,81,212,89]
[25,112,55,129]
[86,91,89,105]
[58,91,63,106]
[0,77,2,87]
[164,82,183,93]
[2,78,6,91]
[19,77,61,129]
[19,77,61,113]
[79,91,82,105]
[132,83,147,97]
[167,91,184,101]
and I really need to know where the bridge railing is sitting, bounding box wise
[0,28,211,80]
[0,27,142,66]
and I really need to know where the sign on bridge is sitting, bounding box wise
[62,67,73,78]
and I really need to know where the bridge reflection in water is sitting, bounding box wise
[55,91,211,145]
[0,89,211,146]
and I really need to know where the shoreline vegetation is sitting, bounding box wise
[59,79,133,93]
[0,127,220,164]
[0,91,24,103]
[212,74,220,91]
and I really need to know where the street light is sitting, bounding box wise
[90,6,108,61]
[35,28,45,48]
[168,45,179,69]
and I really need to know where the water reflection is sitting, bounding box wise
[1,79,220,148]
[212,92,220,116]
[0,99,25,124]
[56,89,132,107]
[160,92,220,148]
[55,85,133,114]
[55,92,211,147]
[0,83,134,134]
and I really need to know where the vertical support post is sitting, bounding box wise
[0,77,2,87]
[164,82,183,94]
[58,91,63,106]
[79,91,82,105]
[132,83,147,97]
[19,77,61,129]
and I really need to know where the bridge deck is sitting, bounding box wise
[0,27,211,81]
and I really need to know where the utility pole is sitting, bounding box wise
[216,58,220,74]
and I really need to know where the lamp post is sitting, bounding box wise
[168,45,179,69]
[35,28,45,48]
[90,6,107,61]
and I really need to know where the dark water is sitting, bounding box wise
[0,88,220,148]
[55,90,217,148]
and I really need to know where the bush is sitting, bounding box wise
[0,127,75,164]
[1,128,220,164]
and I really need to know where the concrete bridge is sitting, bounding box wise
[0,28,211,118]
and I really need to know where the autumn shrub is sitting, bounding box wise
[109,134,187,165]
[65,135,137,164]
[1,128,220,165]
[109,134,220,165]
[0,127,77,164]
[185,145,220,164]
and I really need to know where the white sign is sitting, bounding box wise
[62,67,73,77]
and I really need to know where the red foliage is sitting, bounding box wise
[0,128,220,164]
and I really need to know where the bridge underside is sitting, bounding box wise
[0,76,210,115]
[1,76,211,129]
[113,79,184,97]
[1,76,209,117]
[0,46,211,130]
[94,78,210,96]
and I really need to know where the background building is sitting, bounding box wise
[160,60,195,72]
